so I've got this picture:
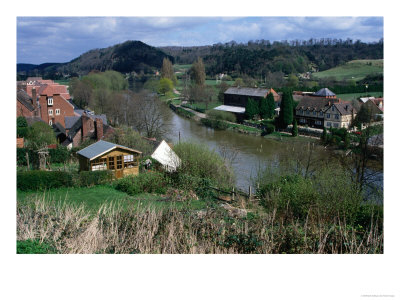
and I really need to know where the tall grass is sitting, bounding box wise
[17,196,383,254]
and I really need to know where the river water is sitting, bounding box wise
[163,107,346,191]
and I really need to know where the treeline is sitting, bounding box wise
[162,39,383,77]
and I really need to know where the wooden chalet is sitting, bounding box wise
[76,140,142,178]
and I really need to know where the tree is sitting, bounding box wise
[217,81,229,102]
[321,127,328,144]
[259,96,268,119]
[161,58,177,86]
[233,78,244,87]
[190,57,206,86]
[245,98,259,120]
[158,78,173,95]
[278,91,293,128]
[17,116,28,128]
[352,103,373,128]
[292,119,298,137]
[266,92,276,119]
[26,122,57,150]
[287,74,299,87]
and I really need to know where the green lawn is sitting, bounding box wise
[54,79,70,86]
[312,59,383,82]
[17,185,207,215]
[336,92,383,101]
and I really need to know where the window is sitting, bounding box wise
[55,109,60,115]
[335,114,339,120]
[313,111,316,115]
[319,111,324,116]
[108,157,115,170]
[91,158,107,171]
[327,122,332,127]
[332,106,335,111]
[49,120,52,126]
[48,97,53,106]
[116,155,123,169]
[315,120,322,125]
[48,109,53,116]
[306,110,309,115]
[333,123,339,128]
[124,154,137,168]
[300,118,306,123]
[327,113,331,118]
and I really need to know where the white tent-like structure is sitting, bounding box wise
[151,140,181,172]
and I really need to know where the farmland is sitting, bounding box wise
[311,59,383,82]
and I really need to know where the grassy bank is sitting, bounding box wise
[17,185,207,215]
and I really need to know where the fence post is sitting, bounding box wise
[232,187,235,201]
[248,185,252,200]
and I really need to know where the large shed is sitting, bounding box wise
[76,140,142,178]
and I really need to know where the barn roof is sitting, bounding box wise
[313,88,336,97]
[77,140,141,160]
[224,87,270,97]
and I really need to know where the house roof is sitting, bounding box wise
[331,102,355,115]
[25,116,45,126]
[213,105,246,113]
[40,84,71,99]
[17,90,34,111]
[77,140,142,160]
[296,97,333,112]
[64,116,81,129]
[313,88,336,97]
[224,87,270,97]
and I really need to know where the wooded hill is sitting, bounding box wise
[161,39,383,78]
[18,41,174,78]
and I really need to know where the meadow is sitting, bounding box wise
[311,59,383,82]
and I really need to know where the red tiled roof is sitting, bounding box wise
[40,84,70,99]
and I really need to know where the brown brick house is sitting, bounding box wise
[38,85,75,127]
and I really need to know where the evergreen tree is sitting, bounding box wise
[266,92,276,119]
[292,119,298,137]
[259,97,268,119]
[344,130,350,149]
[278,91,293,128]
[245,98,259,120]
[321,127,327,144]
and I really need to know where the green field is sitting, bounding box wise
[337,91,383,101]
[311,59,383,81]
[17,185,207,215]
[54,79,70,86]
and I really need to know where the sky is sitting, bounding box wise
[17,16,383,64]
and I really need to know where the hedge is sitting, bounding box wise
[17,170,113,191]
[114,171,168,195]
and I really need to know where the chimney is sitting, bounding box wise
[32,87,37,106]
[82,113,91,138]
[95,118,103,141]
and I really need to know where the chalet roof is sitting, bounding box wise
[77,140,142,160]
[17,90,34,111]
[296,97,333,112]
[314,88,336,97]
[224,87,270,97]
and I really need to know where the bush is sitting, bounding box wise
[17,171,74,191]
[173,142,235,189]
[264,123,275,134]
[17,239,57,254]
[201,118,229,130]
[114,172,168,195]
[76,171,113,187]
[206,110,236,123]
[48,146,71,164]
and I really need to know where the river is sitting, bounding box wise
[163,107,355,191]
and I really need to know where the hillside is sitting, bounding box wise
[18,41,174,77]
[311,59,383,82]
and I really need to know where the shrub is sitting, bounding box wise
[206,110,236,123]
[173,142,235,189]
[17,171,74,191]
[201,118,229,130]
[114,172,168,195]
[76,171,113,187]
[264,123,275,134]
[48,146,71,164]
[17,239,57,254]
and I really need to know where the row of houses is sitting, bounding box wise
[213,85,383,130]
[17,77,114,148]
